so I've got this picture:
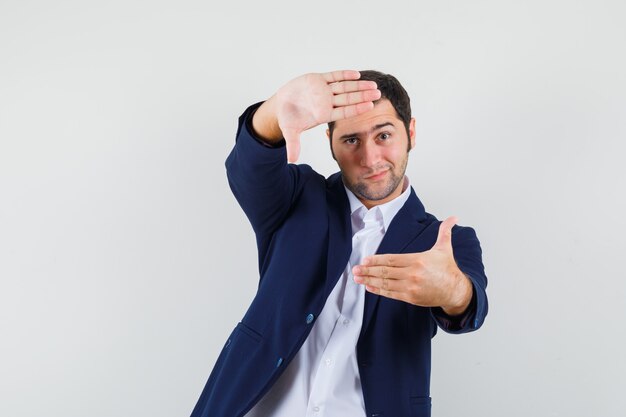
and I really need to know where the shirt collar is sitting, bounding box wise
[344,176,411,233]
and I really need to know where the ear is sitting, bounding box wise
[409,117,416,149]
[327,129,337,161]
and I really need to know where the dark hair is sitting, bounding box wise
[327,70,412,140]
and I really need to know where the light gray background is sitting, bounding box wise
[1,0,624,416]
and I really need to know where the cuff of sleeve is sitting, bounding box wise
[227,102,289,172]
[241,101,286,149]
[431,277,479,334]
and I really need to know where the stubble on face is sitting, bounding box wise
[342,152,408,203]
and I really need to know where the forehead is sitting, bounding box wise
[332,99,403,135]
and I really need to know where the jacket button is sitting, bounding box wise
[276,357,283,367]
[306,313,315,324]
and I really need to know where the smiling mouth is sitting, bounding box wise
[364,169,389,180]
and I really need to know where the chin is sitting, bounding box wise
[354,183,397,202]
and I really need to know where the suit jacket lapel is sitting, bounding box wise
[361,188,429,335]
[324,173,352,297]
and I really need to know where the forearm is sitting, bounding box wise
[225,102,300,238]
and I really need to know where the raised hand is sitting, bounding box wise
[253,70,381,162]
[352,216,474,316]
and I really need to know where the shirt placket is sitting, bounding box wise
[305,209,381,417]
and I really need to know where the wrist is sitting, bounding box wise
[442,270,473,316]
[251,95,283,143]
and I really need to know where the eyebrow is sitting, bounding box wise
[338,122,396,140]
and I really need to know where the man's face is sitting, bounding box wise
[327,99,416,209]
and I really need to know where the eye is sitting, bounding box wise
[344,137,358,145]
[379,132,391,140]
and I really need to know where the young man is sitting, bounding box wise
[191,70,488,417]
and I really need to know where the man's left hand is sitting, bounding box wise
[352,216,473,316]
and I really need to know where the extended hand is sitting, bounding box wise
[352,216,473,315]
[267,70,381,162]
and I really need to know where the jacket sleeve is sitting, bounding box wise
[225,102,310,240]
[430,225,489,334]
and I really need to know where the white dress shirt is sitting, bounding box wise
[245,177,411,417]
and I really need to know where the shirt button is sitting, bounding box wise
[312,406,320,412]
[343,319,350,325]
[325,358,332,366]
[306,313,315,324]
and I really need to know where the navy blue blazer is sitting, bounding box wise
[191,103,488,417]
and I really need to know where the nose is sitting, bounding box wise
[359,140,381,168]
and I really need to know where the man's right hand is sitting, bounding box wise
[252,70,381,163]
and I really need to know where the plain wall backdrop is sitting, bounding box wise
[1,0,625,416]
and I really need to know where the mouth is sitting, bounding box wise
[363,168,389,181]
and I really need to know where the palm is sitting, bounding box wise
[276,74,332,132]
[273,70,380,162]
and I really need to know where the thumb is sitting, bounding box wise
[284,131,301,163]
[432,216,458,250]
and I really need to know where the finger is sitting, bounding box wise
[361,253,414,268]
[354,274,402,292]
[322,70,361,83]
[432,216,458,250]
[283,130,301,163]
[332,89,381,107]
[364,284,410,304]
[352,264,405,280]
[329,101,374,122]
[329,80,378,95]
